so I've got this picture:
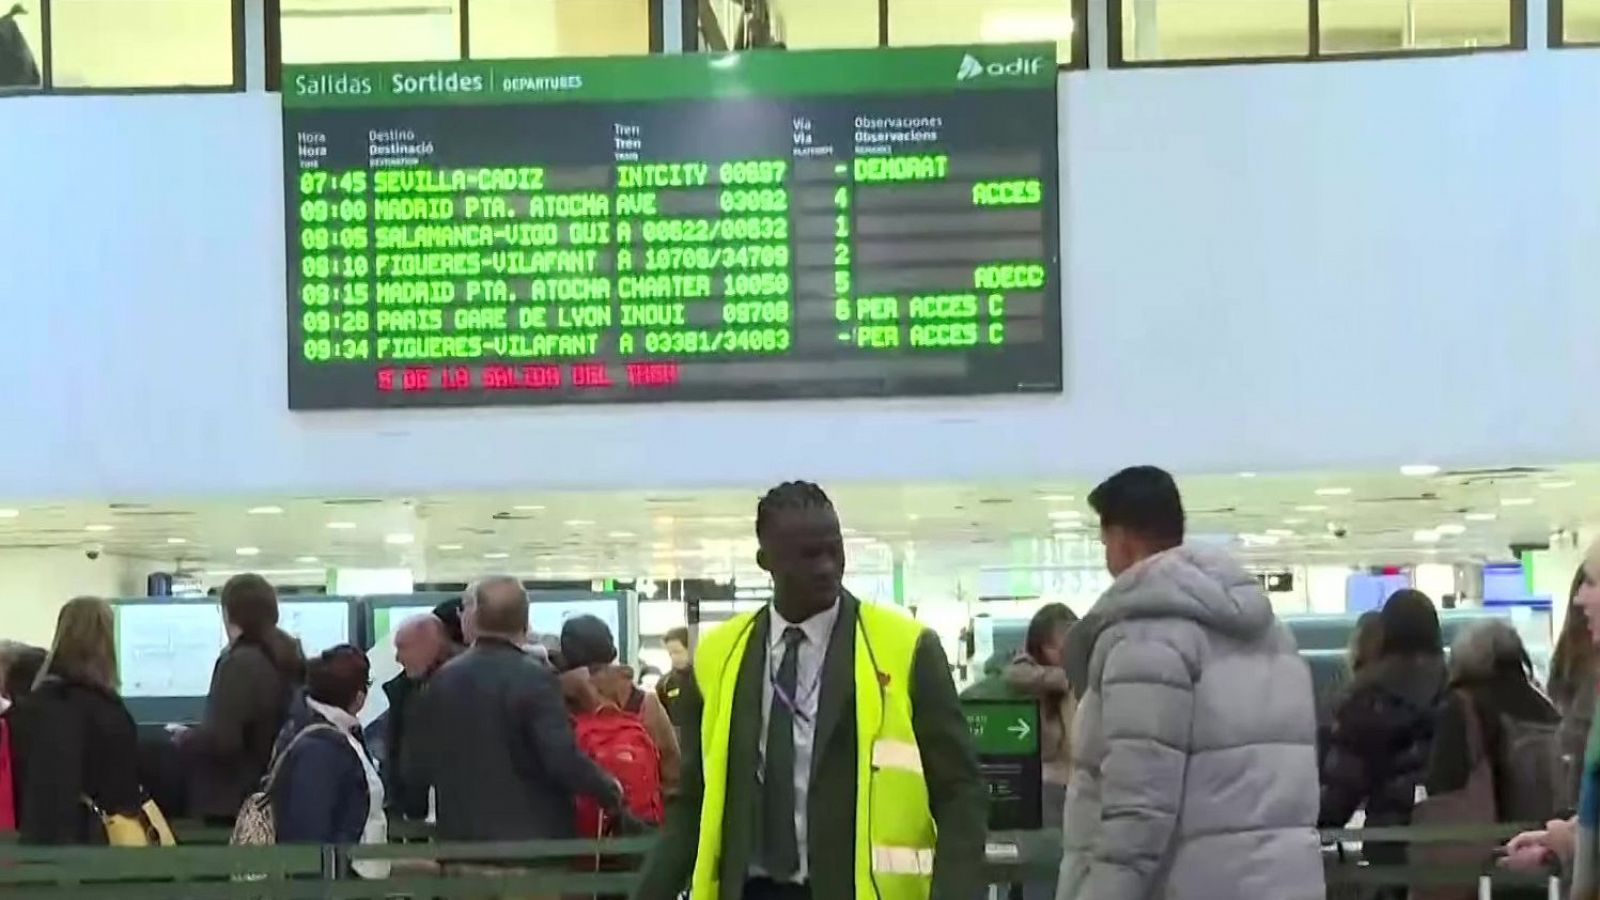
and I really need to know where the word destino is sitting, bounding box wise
[295,70,582,97]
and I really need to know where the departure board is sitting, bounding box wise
[282,45,1062,409]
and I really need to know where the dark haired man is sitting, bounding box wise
[1057,466,1323,900]
[654,626,693,724]
[634,482,985,900]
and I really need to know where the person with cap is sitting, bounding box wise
[431,598,467,651]
[560,615,681,796]
[381,613,456,819]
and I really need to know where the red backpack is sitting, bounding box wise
[572,696,663,837]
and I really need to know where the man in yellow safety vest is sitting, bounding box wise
[632,481,987,900]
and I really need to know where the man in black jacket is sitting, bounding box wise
[404,576,622,842]
[381,614,453,819]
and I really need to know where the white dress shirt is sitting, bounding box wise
[754,599,840,883]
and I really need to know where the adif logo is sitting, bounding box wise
[956,53,1045,81]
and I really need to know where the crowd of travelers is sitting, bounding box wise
[0,469,1591,900]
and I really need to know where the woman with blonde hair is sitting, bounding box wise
[8,597,143,844]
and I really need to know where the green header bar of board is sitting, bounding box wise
[964,701,1040,755]
[282,44,1056,109]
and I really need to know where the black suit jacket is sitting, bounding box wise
[633,593,987,900]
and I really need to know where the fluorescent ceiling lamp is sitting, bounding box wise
[513,505,546,511]
[1282,518,1307,526]
[1465,512,1498,522]
[1540,480,1577,490]
[484,551,510,560]
[1039,494,1075,502]
[565,519,595,527]
[167,537,188,545]
[1314,487,1352,497]
[326,521,357,530]
[0,509,19,519]
[1435,523,1466,536]
[1294,505,1328,513]
[235,546,261,557]
[1237,472,1257,479]
[1264,528,1294,538]
[1048,510,1083,520]
[1413,530,1441,544]
[85,524,114,533]
[437,543,463,551]
[384,533,415,546]
[1500,497,1535,507]
[295,556,319,564]
[1400,464,1441,477]
[248,505,284,516]
[608,531,636,539]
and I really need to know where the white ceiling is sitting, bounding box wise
[2,461,1594,583]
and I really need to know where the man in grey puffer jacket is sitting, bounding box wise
[1057,466,1324,900]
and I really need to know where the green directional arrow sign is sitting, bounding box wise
[964,701,1039,755]
[961,698,1043,830]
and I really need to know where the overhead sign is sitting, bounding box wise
[280,44,1062,409]
[963,698,1043,830]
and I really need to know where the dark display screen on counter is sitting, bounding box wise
[282,45,1061,409]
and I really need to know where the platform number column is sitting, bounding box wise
[833,166,853,341]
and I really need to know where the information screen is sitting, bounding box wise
[282,45,1062,409]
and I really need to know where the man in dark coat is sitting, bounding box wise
[380,613,453,818]
[403,576,623,843]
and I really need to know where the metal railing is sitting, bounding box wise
[0,822,1564,897]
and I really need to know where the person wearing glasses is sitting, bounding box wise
[270,645,389,878]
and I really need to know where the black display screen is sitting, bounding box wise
[282,45,1062,409]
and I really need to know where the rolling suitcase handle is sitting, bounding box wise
[1472,871,1561,896]
[1476,872,1564,899]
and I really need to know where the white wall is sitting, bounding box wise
[1,52,1597,500]
[0,552,156,645]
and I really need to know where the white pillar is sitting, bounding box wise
[243,0,266,91]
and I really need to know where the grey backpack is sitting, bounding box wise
[230,723,341,846]
[1496,712,1561,823]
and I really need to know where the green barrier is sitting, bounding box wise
[0,844,326,885]
[0,824,1563,896]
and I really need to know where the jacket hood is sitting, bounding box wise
[1096,543,1275,638]
[1063,544,1274,693]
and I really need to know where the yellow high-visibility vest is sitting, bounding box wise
[689,601,936,900]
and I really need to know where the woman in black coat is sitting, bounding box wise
[1319,589,1448,893]
[176,574,306,823]
[10,597,144,844]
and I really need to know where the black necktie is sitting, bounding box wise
[762,625,806,880]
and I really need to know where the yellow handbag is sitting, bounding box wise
[83,796,177,847]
